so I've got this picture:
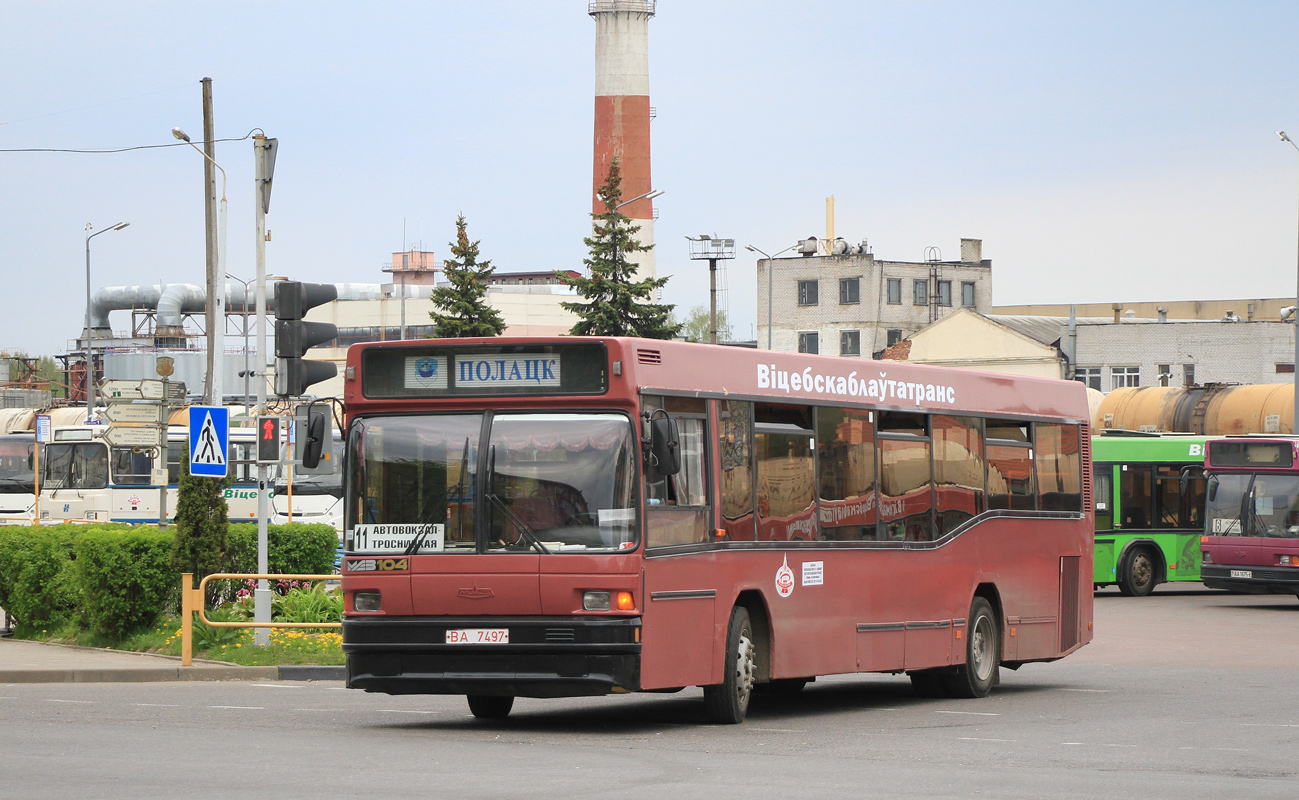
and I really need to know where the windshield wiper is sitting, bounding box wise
[485,444,550,554]
[485,490,551,554]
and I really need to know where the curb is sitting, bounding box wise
[278,665,345,681]
[0,639,343,684]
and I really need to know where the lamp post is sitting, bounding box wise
[84,222,130,422]
[612,189,663,281]
[746,243,796,350]
[1281,131,1299,433]
[173,126,227,406]
[687,235,736,343]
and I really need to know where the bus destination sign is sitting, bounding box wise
[362,343,608,398]
[405,355,561,391]
[351,524,445,554]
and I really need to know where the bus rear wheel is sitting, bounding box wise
[467,695,514,719]
[1118,548,1157,597]
[943,597,1000,699]
[703,606,756,724]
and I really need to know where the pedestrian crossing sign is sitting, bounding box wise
[188,406,229,478]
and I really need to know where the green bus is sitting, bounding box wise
[1092,432,1208,595]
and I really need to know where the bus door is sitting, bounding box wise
[109,446,161,521]
[641,396,717,690]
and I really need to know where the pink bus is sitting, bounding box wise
[340,337,1093,722]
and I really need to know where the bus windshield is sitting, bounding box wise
[347,412,637,553]
[0,436,36,493]
[1206,473,1299,538]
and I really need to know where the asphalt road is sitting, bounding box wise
[1,585,1295,800]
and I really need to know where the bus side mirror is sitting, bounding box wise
[1207,476,1217,502]
[302,409,327,469]
[649,414,681,477]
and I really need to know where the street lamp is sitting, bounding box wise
[173,126,227,406]
[746,243,797,350]
[687,235,736,344]
[1281,131,1299,433]
[607,189,663,294]
[84,222,130,423]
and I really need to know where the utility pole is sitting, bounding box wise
[201,78,223,406]
[253,132,277,647]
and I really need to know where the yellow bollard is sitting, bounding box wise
[181,572,194,667]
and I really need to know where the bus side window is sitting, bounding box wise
[878,411,933,541]
[987,422,1035,511]
[1093,465,1114,529]
[1035,423,1082,512]
[645,396,710,548]
[817,406,876,541]
[718,399,755,541]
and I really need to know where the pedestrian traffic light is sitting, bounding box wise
[274,281,338,397]
[257,416,281,464]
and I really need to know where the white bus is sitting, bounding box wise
[0,433,37,524]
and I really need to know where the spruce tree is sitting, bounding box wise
[429,214,506,338]
[171,451,229,604]
[561,160,680,339]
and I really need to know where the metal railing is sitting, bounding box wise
[179,571,340,666]
[588,1,655,14]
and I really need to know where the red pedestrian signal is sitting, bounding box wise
[257,416,281,464]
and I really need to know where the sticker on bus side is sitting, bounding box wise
[802,561,824,586]
[775,555,795,598]
[351,524,445,554]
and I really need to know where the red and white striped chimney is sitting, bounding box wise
[590,0,657,281]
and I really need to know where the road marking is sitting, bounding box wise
[380,709,439,714]
[133,703,181,708]
[48,699,93,704]
[753,728,807,733]
[934,710,1000,716]
[1239,723,1299,728]
[958,737,1017,742]
[1062,688,1111,693]
[208,706,265,710]
[251,683,302,689]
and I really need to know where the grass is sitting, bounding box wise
[16,614,344,666]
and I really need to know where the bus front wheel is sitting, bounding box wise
[1118,548,1157,597]
[944,597,999,699]
[703,606,756,724]
[467,695,514,719]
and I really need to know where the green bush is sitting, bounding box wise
[274,584,343,624]
[75,527,179,637]
[226,523,338,576]
[0,525,82,627]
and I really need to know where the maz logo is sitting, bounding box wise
[458,584,495,599]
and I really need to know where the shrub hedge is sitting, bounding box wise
[0,522,338,636]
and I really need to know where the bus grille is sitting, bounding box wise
[1059,555,1081,651]
[637,349,662,365]
[545,628,576,643]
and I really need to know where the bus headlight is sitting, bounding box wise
[354,592,381,612]
[583,591,611,611]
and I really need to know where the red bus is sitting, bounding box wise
[339,337,1094,723]
[1200,436,1299,599]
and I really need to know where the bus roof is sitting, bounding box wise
[345,336,1091,422]
[1091,431,1211,463]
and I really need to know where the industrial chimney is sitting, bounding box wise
[590,1,658,281]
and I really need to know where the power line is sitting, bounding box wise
[0,130,264,154]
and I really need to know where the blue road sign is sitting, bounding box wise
[188,406,229,478]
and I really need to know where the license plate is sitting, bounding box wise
[446,628,509,644]
[1230,570,1252,579]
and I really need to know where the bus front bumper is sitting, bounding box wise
[1201,564,1299,594]
[342,616,642,698]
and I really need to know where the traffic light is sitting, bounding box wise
[257,416,281,464]
[274,281,338,397]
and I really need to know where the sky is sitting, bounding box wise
[3,1,1299,357]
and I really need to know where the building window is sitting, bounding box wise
[936,280,952,307]
[886,278,901,305]
[1158,364,1172,386]
[840,330,860,356]
[798,280,819,306]
[1183,364,1195,385]
[1075,367,1102,391]
[798,332,819,354]
[1111,366,1140,389]
[839,278,860,305]
[886,329,903,347]
[961,281,975,308]
[913,280,928,306]
[1278,364,1296,374]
